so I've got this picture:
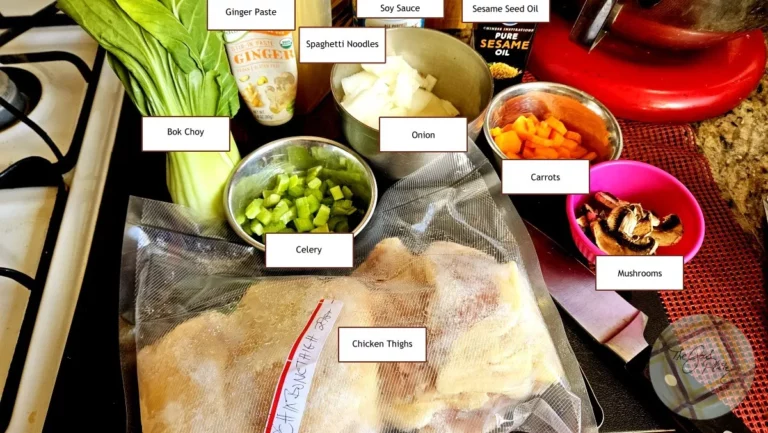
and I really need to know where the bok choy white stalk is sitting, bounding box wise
[58,0,241,219]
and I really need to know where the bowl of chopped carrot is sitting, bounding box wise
[483,82,622,164]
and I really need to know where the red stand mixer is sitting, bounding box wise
[529,0,768,122]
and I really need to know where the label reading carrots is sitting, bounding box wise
[501,160,589,195]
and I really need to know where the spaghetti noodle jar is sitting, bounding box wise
[225,31,298,126]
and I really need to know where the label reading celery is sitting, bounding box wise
[208,0,295,31]
[264,233,354,268]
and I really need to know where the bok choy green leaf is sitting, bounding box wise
[58,0,241,218]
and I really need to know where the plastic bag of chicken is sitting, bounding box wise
[120,142,599,433]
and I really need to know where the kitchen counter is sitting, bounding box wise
[695,33,768,241]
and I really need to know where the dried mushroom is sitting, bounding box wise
[576,192,684,256]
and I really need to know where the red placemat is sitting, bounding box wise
[618,120,768,431]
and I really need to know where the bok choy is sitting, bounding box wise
[58,0,241,218]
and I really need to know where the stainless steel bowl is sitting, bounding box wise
[331,27,494,179]
[224,136,378,251]
[483,82,623,166]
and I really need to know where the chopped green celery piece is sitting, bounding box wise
[275,174,290,194]
[306,165,323,181]
[296,197,311,219]
[342,186,354,199]
[277,198,292,209]
[288,185,305,198]
[262,189,274,199]
[256,209,273,225]
[313,205,331,226]
[321,197,334,207]
[272,202,290,219]
[244,198,264,219]
[297,176,306,186]
[279,228,296,233]
[325,179,336,189]
[294,217,314,233]
[287,146,313,169]
[305,188,323,201]
[331,200,356,216]
[327,216,347,231]
[264,221,286,233]
[264,193,281,208]
[251,221,264,236]
[288,174,301,188]
[329,185,344,201]
[335,220,350,233]
[307,177,322,190]
[339,157,348,167]
[243,223,253,235]
[279,207,296,224]
[235,212,246,225]
[318,182,328,195]
[311,224,329,233]
[306,195,321,213]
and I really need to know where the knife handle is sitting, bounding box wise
[625,347,753,433]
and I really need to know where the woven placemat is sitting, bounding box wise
[618,120,768,432]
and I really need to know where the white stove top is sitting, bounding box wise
[0,4,126,431]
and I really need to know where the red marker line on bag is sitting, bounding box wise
[264,299,344,433]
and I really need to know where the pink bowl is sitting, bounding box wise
[565,160,705,264]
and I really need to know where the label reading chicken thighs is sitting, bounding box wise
[338,327,427,362]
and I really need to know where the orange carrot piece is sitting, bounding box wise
[505,152,521,159]
[534,147,559,159]
[571,146,588,158]
[491,127,503,137]
[564,131,582,144]
[545,116,567,135]
[528,135,556,147]
[522,147,536,159]
[584,151,598,161]
[549,130,565,146]
[502,124,515,133]
[526,114,540,125]
[495,131,522,154]
[556,147,570,159]
[536,121,552,138]
[561,139,579,150]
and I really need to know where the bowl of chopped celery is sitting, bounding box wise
[224,136,378,251]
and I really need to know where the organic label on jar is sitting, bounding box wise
[501,160,589,194]
[142,117,230,152]
[225,31,298,126]
[379,117,468,152]
[299,28,386,64]
[356,0,444,18]
[463,1,549,22]
[596,256,684,291]
[338,327,427,362]
[474,23,537,89]
[265,233,354,268]
[208,0,295,31]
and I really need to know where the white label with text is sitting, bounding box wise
[208,0,295,30]
[265,233,354,268]
[356,0,444,18]
[142,117,230,152]
[338,327,427,362]
[463,0,550,22]
[380,117,468,152]
[264,299,343,433]
[299,28,386,63]
[596,256,684,291]
[502,160,589,194]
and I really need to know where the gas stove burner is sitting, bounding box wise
[0,67,42,132]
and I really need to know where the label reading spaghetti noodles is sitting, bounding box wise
[264,299,344,433]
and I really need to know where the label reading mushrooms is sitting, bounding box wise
[596,256,684,291]
[474,23,537,91]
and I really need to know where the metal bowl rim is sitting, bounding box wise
[224,136,379,252]
[330,27,495,135]
[482,81,624,162]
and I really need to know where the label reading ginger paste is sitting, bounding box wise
[225,31,298,126]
